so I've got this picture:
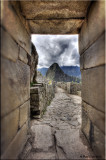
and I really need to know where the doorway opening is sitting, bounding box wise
[24,34,94,159]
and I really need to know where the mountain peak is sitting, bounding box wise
[46,63,80,83]
[50,63,59,69]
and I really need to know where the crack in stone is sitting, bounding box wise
[54,133,67,159]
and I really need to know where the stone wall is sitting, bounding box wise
[30,82,55,119]
[1,1,31,159]
[57,82,81,96]
[30,43,38,83]
[79,1,105,159]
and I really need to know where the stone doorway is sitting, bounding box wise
[1,1,105,159]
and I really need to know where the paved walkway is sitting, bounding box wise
[20,87,94,159]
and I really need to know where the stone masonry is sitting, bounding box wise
[20,87,94,159]
[57,82,81,96]
[30,82,55,119]
[30,72,55,119]
[79,1,105,159]
[1,1,31,159]
[1,0,105,159]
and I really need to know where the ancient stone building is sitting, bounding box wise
[1,0,105,159]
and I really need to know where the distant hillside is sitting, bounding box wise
[61,66,81,78]
[46,63,81,83]
[38,68,48,76]
[38,66,81,78]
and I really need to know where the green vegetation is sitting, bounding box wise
[30,81,37,87]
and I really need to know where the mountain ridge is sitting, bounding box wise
[46,63,80,83]
[38,65,81,78]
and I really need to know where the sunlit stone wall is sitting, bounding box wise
[1,1,31,159]
[79,1,105,159]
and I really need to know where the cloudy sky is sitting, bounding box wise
[31,35,79,68]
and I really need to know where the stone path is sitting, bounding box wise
[20,87,94,160]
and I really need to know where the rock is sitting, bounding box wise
[46,63,80,83]
[56,146,67,159]
[30,43,38,83]
[55,129,93,159]
[27,151,56,159]
[31,124,54,151]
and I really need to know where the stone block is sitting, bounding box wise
[84,33,105,69]
[31,94,39,102]
[29,19,83,34]
[92,125,105,159]
[19,47,28,64]
[77,91,81,97]
[1,123,28,159]
[81,109,91,143]
[10,1,31,35]
[80,54,84,70]
[1,57,30,117]
[70,83,77,95]
[19,101,30,128]
[31,124,54,151]
[1,0,31,55]
[1,108,19,154]
[30,87,39,94]
[82,101,105,134]
[20,1,90,20]
[1,27,18,62]
[67,82,71,93]
[30,101,39,106]
[81,65,105,113]
[79,1,105,54]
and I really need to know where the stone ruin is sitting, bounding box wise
[57,82,81,96]
[1,0,105,159]
[30,71,55,119]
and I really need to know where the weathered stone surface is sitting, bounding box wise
[19,101,30,128]
[20,1,90,20]
[1,27,18,62]
[20,87,94,159]
[31,94,39,102]
[80,54,84,70]
[1,0,31,55]
[81,65,105,113]
[84,33,105,69]
[10,1,31,35]
[30,43,38,83]
[19,142,32,160]
[92,125,105,159]
[56,146,67,159]
[55,129,93,159]
[82,101,105,134]
[20,1,91,34]
[29,19,83,34]
[27,152,56,159]
[19,47,28,64]
[81,108,91,143]
[30,79,55,118]
[77,91,81,97]
[30,87,39,94]
[31,124,54,151]
[30,101,39,107]
[1,57,30,117]
[1,108,19,154]
[79,1,105,54]
[1,123,28,159]
[65,82,81,95]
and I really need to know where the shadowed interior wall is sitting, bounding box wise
[1,1,31,159]
[79,1,105,159]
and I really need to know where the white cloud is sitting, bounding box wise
[31,34,79,68]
